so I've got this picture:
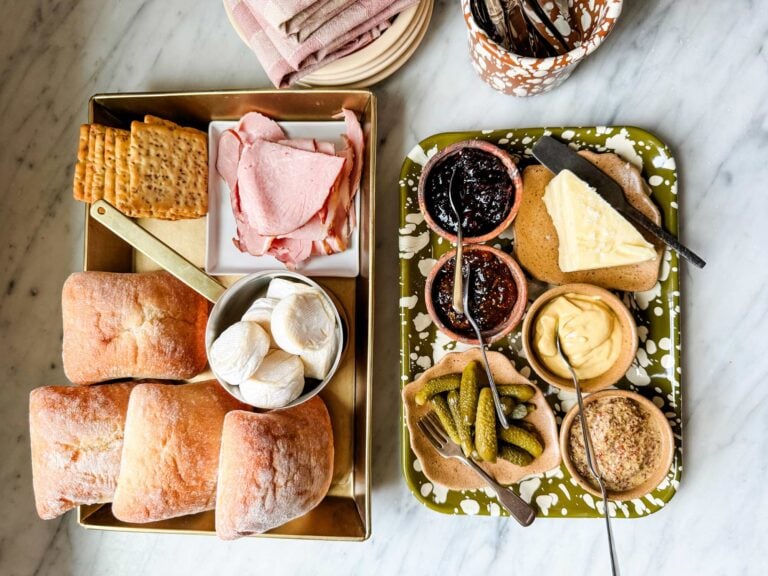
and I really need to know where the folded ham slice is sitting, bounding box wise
[238,140,344,236]
[218,109,364,268]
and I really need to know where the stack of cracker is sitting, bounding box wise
[72,115,208,221]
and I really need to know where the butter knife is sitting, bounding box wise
[532,135,706,268]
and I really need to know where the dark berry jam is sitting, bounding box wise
[433,250,518,339]
[424,147,515,238]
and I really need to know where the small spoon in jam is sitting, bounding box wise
[448,166,465,314]
[462,268,510,429]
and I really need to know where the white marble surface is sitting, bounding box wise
[1,0,766,574]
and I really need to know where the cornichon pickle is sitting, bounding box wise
[415,374,462,405]
[498,424,544,458]
[496,384,535,401]
[475,388,497,462]
[459,361,481,425]
[500,398,532,420]
[429,395,461,444]
[447,390,473,457]
[498,443,534,466]
[509,403,529,420]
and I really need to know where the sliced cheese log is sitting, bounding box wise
[241,297,279,347]
[240,350,305,409]
[271,292,335,355]
[266,277,314,300]
[209,321,270,384]
[300,332,337,380]
[543,169,657,272]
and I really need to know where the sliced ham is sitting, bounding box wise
[216,129,243,192]
[236,111,286,144]
[277,138,317,152]
[340,109,364,201]
[237,140,344,236]
[316,141,336,155]
[217,108,364,269]
[269,238,313,267]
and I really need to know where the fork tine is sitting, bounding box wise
[417,418,441,448]
[420,414,447,447]
[425,412,449,444]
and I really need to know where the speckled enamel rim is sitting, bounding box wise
[559,389,675,501]
[417,139,523,244]
[424,244,528,345]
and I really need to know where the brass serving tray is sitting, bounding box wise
[77,89,375,540]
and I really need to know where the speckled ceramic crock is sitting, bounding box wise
[461,0,623,96]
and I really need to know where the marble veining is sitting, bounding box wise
[0,0,766,574]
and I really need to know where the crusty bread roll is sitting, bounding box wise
[215,396,334,539]
[29,383,136,520]
[62,271,209,385]
[112,380,248,523]
[513,152,664,292]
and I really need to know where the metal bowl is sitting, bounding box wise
[205,270,346,410]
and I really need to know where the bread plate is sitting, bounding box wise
[78,89,375,540]
[399,126,682,518]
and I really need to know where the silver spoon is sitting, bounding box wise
[555,325,620,576]
[462,268,510,429]
[448,166,464,314]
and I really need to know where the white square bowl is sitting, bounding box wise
[206,120,360,277]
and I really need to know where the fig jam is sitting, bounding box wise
[424,147,515,237]
[432,250,518,339]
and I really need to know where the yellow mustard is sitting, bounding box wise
[533,293,622,380]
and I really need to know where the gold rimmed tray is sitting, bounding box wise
[77,89,376,540]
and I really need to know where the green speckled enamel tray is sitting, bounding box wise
[399,126,682,519]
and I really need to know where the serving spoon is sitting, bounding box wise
[448,166,465,314]
[555,325,620,576]
[462,269,510,429]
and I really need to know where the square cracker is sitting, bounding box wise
[84,124,107,202]
[103,128,116,204]
[114,131,131,205]
[119,121,208,220]
[144,115,179,128]
[103,127,129,205]
[72,124,90,201]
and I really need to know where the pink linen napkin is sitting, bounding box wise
[228,0,394,87]
[257,0,320,31]
[253,0,418,70]
[275,0,360,42]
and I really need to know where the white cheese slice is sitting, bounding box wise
[271,292,335,355]
[300,332,337,380]
[209,321,270,385]
[239,349,305,409]
[241,297,279,347]
[266,278,314,300]
[543,169,657,272]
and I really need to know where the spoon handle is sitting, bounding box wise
[560,335,620,576]
[476,340,510,429]
[452,232,464,314]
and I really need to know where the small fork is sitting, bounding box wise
[417,411,536,526]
